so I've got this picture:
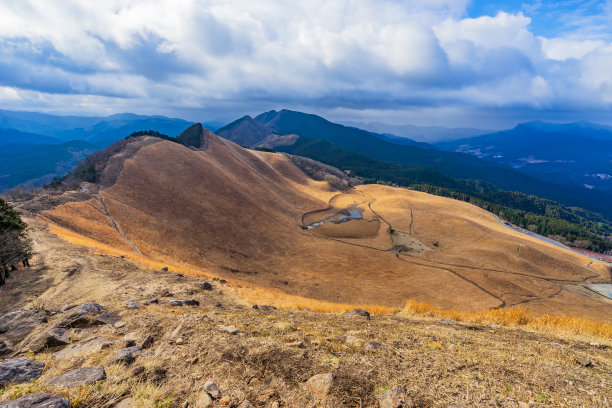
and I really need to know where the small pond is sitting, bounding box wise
[587,284,612,299]
[307,209,363,229]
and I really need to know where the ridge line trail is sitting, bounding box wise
[98,193,142,255]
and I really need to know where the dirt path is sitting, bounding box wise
[98,193,142,255]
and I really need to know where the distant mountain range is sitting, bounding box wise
[343,121,490,143]
[0,109,201,191]
[436,121,612,194]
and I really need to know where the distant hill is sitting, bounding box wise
[436,121,612,194]
[344,120,490,142]
[252,109,612,218]
[215,115,298,148]
[0,128,61,145]
[0,140,97,191]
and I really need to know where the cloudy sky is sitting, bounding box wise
[1,0,611,128]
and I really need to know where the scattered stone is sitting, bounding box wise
[377,385,411,408]
[160,290,173,297]
[169,300,183,306]
[47,367,106,387]
[109,346,142,365]
[197,282,213,290]
[175,337,184,345]
[271,402,280,408]
[252,304,277,311]
[217,325,239,335]
[124,339,137,347]
[439,319,458,325]
[215,303,223,308]
[161,267,169,271]
[237,400,254,408]
[219,279,227,284]
[589,342,600,347]
[0,358,45,386]
[365,341,384,353]
[0,310,47,346]
[143,298,159,305]
[26,327,71,352]
[305,373,334,398]
[115,398,134,408]
[94,312,122,325]
[132,365,145,376]
[345,308,371,320]
[218,396,230,405]
[125,301,140,309]
[0,392,69,408]
[180,299,200,306]
[176,273,185,278]
[54,337,112,360]
[487,323,501,329]
[204,380,221,399]
[195,392,213,407]
[576,356,592,367]
[114,321,126,329]
[58,302,104,328]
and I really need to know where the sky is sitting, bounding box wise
[0,0,611,128]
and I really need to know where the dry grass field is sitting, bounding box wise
[38,133,612,323]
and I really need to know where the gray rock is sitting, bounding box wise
[305,373,334,398]
[0,358,45,386]
[124,301,140,309]
[345,308,371,320]
[143,298,159,305]
[109,346,142,365]
[252,304,277,311]
[0,310,47,345]
[58,302,104,328]
[377,385,411,408]
[237,400,254,408]
[195,392,213,407]
[271,402,280,408]
[197,282,213,291]
[94,312,122,325]
[204,380,221,399]
[365,341,384,353]
[216,325,239,335]
[160,290,173,297]
[47,367,106,387]
[169,300,183,306]
[180,299,200,306]
[0,392,69,408]
[26,328,71,352]
[161,267,169,271]
[576,356,592,367]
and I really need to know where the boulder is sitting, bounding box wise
[0,310,47,346]
[305,373,334,399]
[204,381,221,399]
[0,392,69,408]
[25,328,71,352]
[345,308,370,320]
[46,367,106,387]
[376,385,411,408]
[57,302,104,328]
[108,346,142,365]
[0,358,45,386]
[197,282,213,291]
[216,325,239,335]
[94,312,122,325]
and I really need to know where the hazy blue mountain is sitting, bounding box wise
[436,121,612,194]
[253,109,612,218]
[343,120,490,142]
[0,141,97,191]
[0,128,61,145]
[0,109,195,147]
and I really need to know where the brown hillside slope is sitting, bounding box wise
[41,132,612,320]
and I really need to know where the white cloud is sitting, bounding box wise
[0,0,610,125]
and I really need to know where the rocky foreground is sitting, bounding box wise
[0,219,610,407]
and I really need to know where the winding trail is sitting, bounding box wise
[98,194,142,255]
[300,188,610,309]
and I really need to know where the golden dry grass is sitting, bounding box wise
[39,134,612,323]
